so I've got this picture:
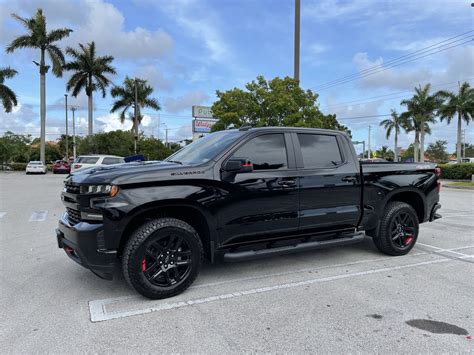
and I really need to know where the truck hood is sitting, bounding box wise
[67,161,210,185]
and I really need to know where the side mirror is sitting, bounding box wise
[223,158,253,174]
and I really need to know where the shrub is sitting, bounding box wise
[9,162,27,171]
[438,163,474,180]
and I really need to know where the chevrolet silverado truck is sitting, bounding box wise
[56,127,442,299]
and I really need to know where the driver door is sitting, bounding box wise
[216,133,300,247]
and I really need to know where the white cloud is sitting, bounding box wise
[1,0,173,60]
[135,65,173,92]
[351,46,474,91]
[164,91,209,113]
[158,0,229,62]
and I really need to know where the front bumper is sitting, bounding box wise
[56,212,117,280]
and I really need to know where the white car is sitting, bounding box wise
[26,161,47,174]
[71,155,125,172]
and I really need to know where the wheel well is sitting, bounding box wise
[387,192,424,222]
[118,205,212,258]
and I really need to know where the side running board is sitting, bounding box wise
[223,232,365,262]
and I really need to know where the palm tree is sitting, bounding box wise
[400,84,444,162]
[0,67,18,113]
[6,9,72,163]
[438,82,474,162]
[110,76,160,152]
[64,42,116,136]
[379,109,408,162]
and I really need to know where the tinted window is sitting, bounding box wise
[165,130,242,165]
[232,134,287,170]
[297,134,342,168]
[77,157,99,164]
[102,157,123,165]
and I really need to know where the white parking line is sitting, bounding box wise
[28,211,48,222]
[89,258,451,322]
[0,212,6,219]
[416,242,470,257]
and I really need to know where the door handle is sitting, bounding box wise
[341,176,357,183]
[278,179,297,187]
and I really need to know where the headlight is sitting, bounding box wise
[82,184,119,196]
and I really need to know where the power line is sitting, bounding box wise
[324,78,474,109]
[312,32,473,91]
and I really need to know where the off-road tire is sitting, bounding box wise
[373,202,419,256]
[122,217,203,299]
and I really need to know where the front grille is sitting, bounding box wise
[66,207,81,225]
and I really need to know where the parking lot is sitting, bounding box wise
[0,172,472,353]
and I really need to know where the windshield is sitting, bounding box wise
[165,130,242,165]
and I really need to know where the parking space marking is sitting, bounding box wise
[0,212,6,219]
[89,257,452,322]
[28,211,48,222]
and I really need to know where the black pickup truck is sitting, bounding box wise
[56,127,441,299]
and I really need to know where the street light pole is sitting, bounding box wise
[64,94,68,160]
[71,106,77,160]
[134,78,139,154]
[368,125,371,159]
[294,0,300,82]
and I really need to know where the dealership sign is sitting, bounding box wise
[192,119,218,133]
[192,105,214,119]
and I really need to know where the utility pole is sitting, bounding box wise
[165,127,169,148]
[71,106,77,160]
[134,78,139,154]
[64,94,68,160]
[367,125,371,158]
[294,0,301,82]
[462,129,466,159]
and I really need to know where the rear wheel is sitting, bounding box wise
[122,218,203,299]
[373,202,419,256]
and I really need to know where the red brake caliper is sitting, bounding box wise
[405,236,413,245]
[141,258,147,272]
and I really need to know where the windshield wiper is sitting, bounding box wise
[167,160,183,165]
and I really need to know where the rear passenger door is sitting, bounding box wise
[294,133,361,232]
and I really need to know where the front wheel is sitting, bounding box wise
[373,202,419,256]
[122,218,203,299]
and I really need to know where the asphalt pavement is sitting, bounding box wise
[1,172,473,353]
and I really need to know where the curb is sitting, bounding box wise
[442,185,474,191]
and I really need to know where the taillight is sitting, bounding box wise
[435,167,441,178]
[435,167,441,193]
[74,164,82,169]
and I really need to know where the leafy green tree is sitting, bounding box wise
[400,144,415,161]
[375,146,395,161]
[400,84,444,162]
[464,143,474,158]
[438,82,474,163]
[379,110,408,162]
[0,131,32,163]
[211,76,350,135]
[57,134,76,159]
[138,137,175,160]
[426,140,449,163]
[64,41,116,135]
[78,130,134,156]
[110,77,160,151]
[29,142,62,162]
[6,9,72,164]
[0,67,18,112]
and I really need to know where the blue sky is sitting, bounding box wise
[1,0,473,153]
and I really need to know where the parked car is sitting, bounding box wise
[52,160,71,174]
[26,161,47,174]
[57,127,442,299]
[70,155,125,173]
[360,158,388,162]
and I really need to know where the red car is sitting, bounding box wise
[53,160,71,174]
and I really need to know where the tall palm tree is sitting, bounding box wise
[438,82,474,162]
[400,84,444,162]
[0,67,18,113]
[110,76,160,152]
[6,9,72,163]
[64,41,116,136]
[379,109,408,162]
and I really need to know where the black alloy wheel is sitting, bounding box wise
[373,201,419,256]
[123,218,203,299]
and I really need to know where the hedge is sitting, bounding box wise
[438,163,474,180]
